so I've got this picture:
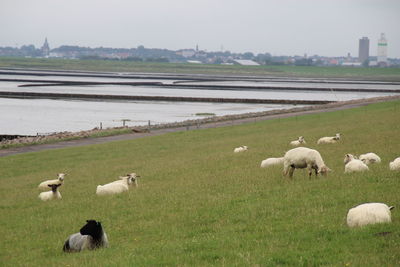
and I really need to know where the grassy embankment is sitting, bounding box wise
[1,57,400,81]
[0,99,399,266]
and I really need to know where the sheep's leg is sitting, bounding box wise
[283,163,289,177]
[288,167,295,178]
[307,165,313,178]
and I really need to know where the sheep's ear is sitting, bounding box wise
[389,206,395,210]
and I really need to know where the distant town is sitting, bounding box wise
[1,33,399,67]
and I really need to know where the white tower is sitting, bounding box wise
[377,33,388,65]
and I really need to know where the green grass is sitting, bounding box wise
[1,57,400,80]
[1,100,400,266]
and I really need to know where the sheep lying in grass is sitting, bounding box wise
[289,136,306,146]
[346,203,395,228]
[96,173,139,196]
[38,184,62,201]
[63,220,109,252]
[234,146,248,153]
[260,157,284,168]
[389,157,400,171]
[359,152,381,165]
[38,173,66,190]
[344,154,369,173]
[283,147,331,178]
[317,133,341,144]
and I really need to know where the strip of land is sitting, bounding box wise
[1,95,398,157]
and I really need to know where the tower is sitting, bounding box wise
[41,38,50,57]
[377,33,388,66]
[358,37,369,64]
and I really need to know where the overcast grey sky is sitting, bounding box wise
[1,0,399,57]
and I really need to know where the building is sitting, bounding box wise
[377,33,388,66]
[358,37,369,64]
[41,38,50,57]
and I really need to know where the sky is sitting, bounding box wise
[1,0,399,58]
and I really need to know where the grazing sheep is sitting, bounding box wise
[38,184,62,201]
[96,174,138,196]
[289,136,306,146]
[283,147,331,178]
[63,220,109,252]
[234,146,248,153]
[38,173,66,191]
[359,152,381,165]
[317,133,341,144]
[260,157,284,168]
[389,157,400,171]
[344,154,369,173]
[346,203,395,228]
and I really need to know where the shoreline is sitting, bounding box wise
[1,94,399,157]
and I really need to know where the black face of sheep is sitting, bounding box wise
[80,220,103,239]
[48,184,61,192]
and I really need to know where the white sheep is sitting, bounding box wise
[260,157,284,168]
[359,152,381,165]
[63,219,109,252]
[283,147,331,178]
[389,157,400,171]
[317,133,341,144]
[346,203,395,228]
[38,173,66,191]
[344,154,369,173]
[38,184,62,201]
[96,173,139,196]
[234,146,248,153]
[289,136,306,146]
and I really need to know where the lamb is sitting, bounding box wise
[359,152,381,165]
[38,173,66,190]
[344,154,369,173]
[260,157,284,168]
[283,147,331,178]
[289,136,306,146]
[63,220,109,252]
[389,157,400,171]
[96,173,139,196]
[317,133,341,144]
[346,203,395,228]
[234,146,248,153]
[38,184,62,201]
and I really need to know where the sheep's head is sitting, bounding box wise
[48,183,61,192]
[318,166,331,176]
[344,154,355,164]
[58,173,66,181]
[127,173,140,186]
[334,133,341,140]
[80,220,103,238]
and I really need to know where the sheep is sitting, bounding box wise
[38,184,62,201]
[96,173,139,196]
[389,157,400,171]
[346,203,395,228]
[282,147,331,178]
[289,136,306,146]
[234,146,248,153]
[63,219,109,252]
[317,133,341,144]
[344,154,369,173]
[38,173,66,191]
[359,152,381,165]
[260,157,284,168]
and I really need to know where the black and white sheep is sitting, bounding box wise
[63,220,109,252]
[283,147,331,178]
[38,184,62,201]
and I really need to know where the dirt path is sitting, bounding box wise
[1,95,399,157]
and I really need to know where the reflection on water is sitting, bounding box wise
[0,98,299,135]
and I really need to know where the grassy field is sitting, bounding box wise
[1,57,400,80]
[1,100,400,266]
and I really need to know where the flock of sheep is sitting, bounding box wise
[37,172,139,252]
[235,133,399,229]
[34,131,398,253]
